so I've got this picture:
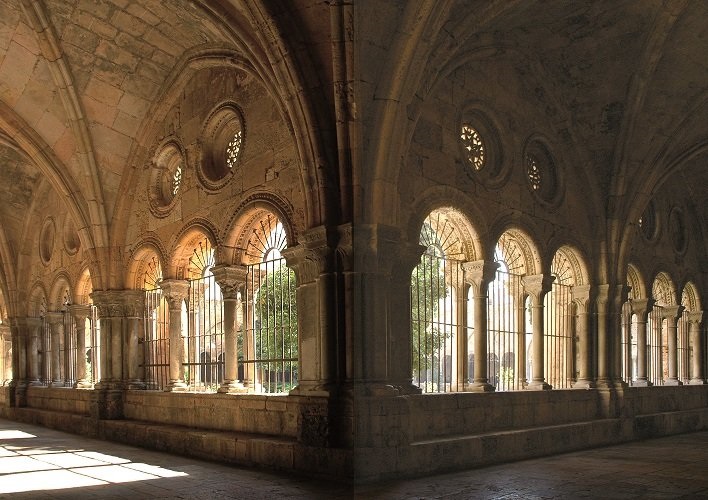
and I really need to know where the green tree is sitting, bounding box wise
[253,264,298,368]
[410,251,450,375]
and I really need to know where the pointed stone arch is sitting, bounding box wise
[169,222,219,280]
[493,227,542,276]
[627,263,647,300]
[550,245,589,287]
[651,271,676,306]
[75,267,93,306]
[28,283,48,318]
[680,282,701,312]
[127,241,166,292]
[48,273,72,310]
[221,194,296,267]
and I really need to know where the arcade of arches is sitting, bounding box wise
[0,0,707,484]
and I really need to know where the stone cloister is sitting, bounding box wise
[0,0,707,483]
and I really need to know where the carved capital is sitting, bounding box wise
[614,284,631,309]
[462,260,499,296]
[282,225,334,285]
[571,284,592,311]
[630,298,655,319]
[336,223,400,274]
[45,311,64,326]
[211,265,247,299]
[391,242,427,284]
[25,317,43,332]
[522,274,554,301]
[0,324,10,341]
[68,304,92,323]
[661,305,684,322]
[158,280,190,310]
[687,311,704,325]
[595,283,611,311]
[91,290,127,318]
[121,290,146,318]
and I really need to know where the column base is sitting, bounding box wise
[217,381,248,394]
[632,379,652,387]
[288,384,333,397]
[74,379,94,389]
[126,380,146,390]
[165,381,189,392]
[614,380,629,390]
[572,379,595,389]
[526,380,552,391]
[689,378,707,385]
[49,381,67,388]
[468,382,495,392]
[664,378,683,386]
[594,378,614,389]
[28,379,43,387]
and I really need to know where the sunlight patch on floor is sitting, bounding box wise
[0,430,188,494]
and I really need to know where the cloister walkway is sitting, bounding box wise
[0,418,706,499]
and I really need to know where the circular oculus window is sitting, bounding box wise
[148,141,185,218]
[523,140,559,204]
[198,104,245,191]
[39,217,56,265]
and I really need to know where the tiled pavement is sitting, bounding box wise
[0,419,706,499]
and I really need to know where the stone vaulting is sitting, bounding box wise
[0,0,706,483]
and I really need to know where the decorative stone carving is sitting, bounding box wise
[211,265,247,299]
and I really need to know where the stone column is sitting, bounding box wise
[282,226,339,395]
[522,274,554,391]
[122,291,145,390]
[572,285,594,388]
[612,285,630,388]
[662,305,684,386]
[455,279,471,390]
[595,284,612,388]
[212,264,248,394]
[160,280,189,392]
[462,260,499,392]
[515,290,528,388]
[241,286,255,389]
[688,311,706,384]
[523,274,553,390]
[45,312,64,387]
[69,305,93,389]
[25,317,42,386]
[630,298,654,386]
[91,291,126,388]
[0,324,11,384]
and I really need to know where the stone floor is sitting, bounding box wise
[0,419,706,499]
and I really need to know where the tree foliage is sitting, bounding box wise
[410,251,450,374]
[253,264,298,366]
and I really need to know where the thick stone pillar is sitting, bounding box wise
[462,260,499,392]
[282,226,339,395]
[662,305,684,386]
[212,265,248,394]
[335,223,424,396]
[630,298,654,386]
[69,305,93,389]
[25,317,42,386]
[45,312,64,387]
[122,291,145,390]
[91,291,127,388]
[160,280,189,392]
[523,274,553,390]
[688,311,706,384]
[572,285,594,388]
